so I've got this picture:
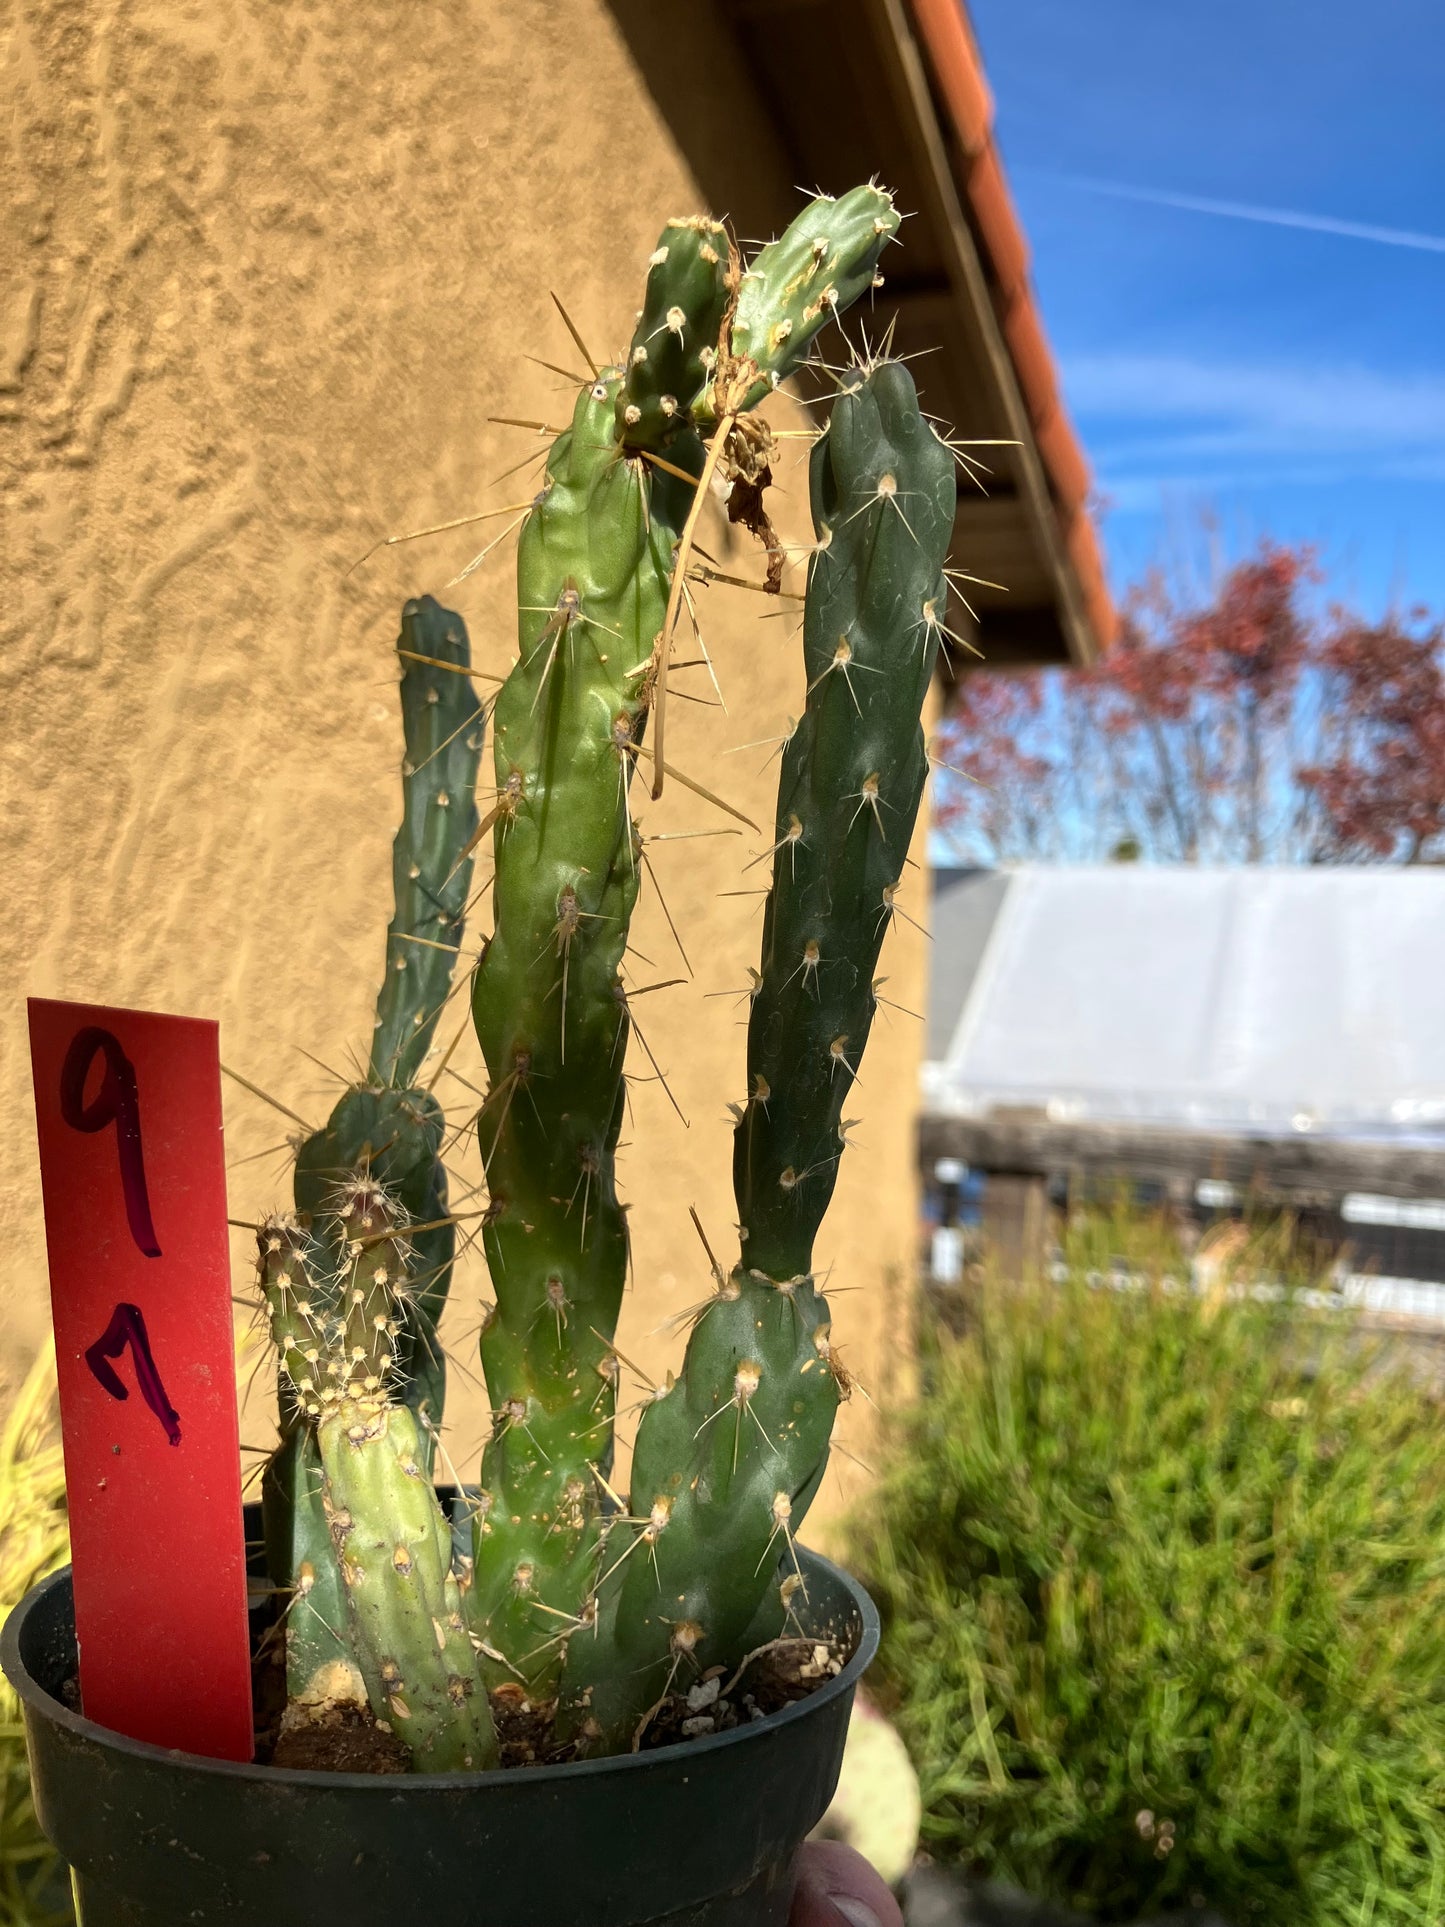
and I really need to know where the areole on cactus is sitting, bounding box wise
[254,183,958,1770]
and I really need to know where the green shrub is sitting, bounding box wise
[855,1238,1445,1923]
[0,1344,70,1925]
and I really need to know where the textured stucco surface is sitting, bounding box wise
[0,0,926,1531]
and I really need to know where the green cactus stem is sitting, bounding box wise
[697,186,900,422]
[263,596,482,1714]
[615,217,730,454]
[733,359,953,1268]
[468,371,703,1694]
[647,187,900,794]
[558,357,955,1750]
[259,1220,366,1723]
[261,1183,497,1771]
[294,1086,452,1440]
[370,594,486,1090]
[295,593,483,1436]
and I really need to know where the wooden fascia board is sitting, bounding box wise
[865,0,1099,666]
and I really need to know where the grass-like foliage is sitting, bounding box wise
[0,1344,70,1925]
[854,1214,1445,1923]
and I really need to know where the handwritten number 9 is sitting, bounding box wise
[59,1027,161,1258]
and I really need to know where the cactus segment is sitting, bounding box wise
[616,218,731,454]
[258,1218,357,1709]
[319,1400,495,1773]
[468,375,703,1693]
[559,1270,837,1746]
[734,358,954,1275]
[262,1425,371,1722]
[293,1085,451,1441]
[371,595,484,1090]
[559,359,954,1750]
[703,186,899,418]
[263,1183,497,1770]
[261,607,482,1746]
[258,1213,338,1417]
[290,594,482,1438]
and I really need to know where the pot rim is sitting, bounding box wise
[1,1543,879,1792]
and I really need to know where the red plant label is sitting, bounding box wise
[27,999,253,1761]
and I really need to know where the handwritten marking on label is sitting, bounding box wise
[58,1026,162,1258]
[84,1301,182,1446]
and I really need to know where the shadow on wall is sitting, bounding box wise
[602,1,801,240]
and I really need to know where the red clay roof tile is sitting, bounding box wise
[907,0,1115,652]
[908,0,994,154]
[1034,405,1093,517]
[965,146,1031,298]
[1000,292,1059,428]
[1065,511,1117,647]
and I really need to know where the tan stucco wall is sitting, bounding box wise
[1,0,925,1535]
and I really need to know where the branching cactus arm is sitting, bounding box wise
[699,185,900,419]
[615,216,730,454]
[293,596,483,1436]
[371,593,485,1089]
[262,599,483,1712]
[468,368,704,1692]
[259,1220,360,1718]
[734,359,954,1269]
[261,1184,498,1771]
[558,358,955,1750]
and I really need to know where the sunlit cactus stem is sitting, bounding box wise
[295,594,484,1437]
[558,356,955,1750]
[694,184,900,422]
[467,368,701,1693]
[255,183,955,1777]
[262,595,483,1718]
[467,190,917,1727]
[261,1183,497,1771]
[616,216,729,455]
[464,192,898,1694]
[259,1220,360,1725]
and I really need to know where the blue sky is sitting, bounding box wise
[966,0,1445,616]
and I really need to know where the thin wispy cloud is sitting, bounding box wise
[1068,355,1445,445]
[1063,353,1445,500]
[1037,171,1445,257]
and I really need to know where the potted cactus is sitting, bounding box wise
[4,185,957,1926]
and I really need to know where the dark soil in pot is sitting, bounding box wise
[252,1601,851,1777]
[2,1543,877,1927]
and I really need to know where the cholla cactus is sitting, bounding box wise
[258,187,957,1770]
[559,357,954,1749]
[259,596,485,1746]
[260,1188,495,1770]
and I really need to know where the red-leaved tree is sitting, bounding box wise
[1300,617,1445,861]
[935,540,1445,867]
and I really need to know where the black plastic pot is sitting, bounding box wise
[2,1544,877,1927]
